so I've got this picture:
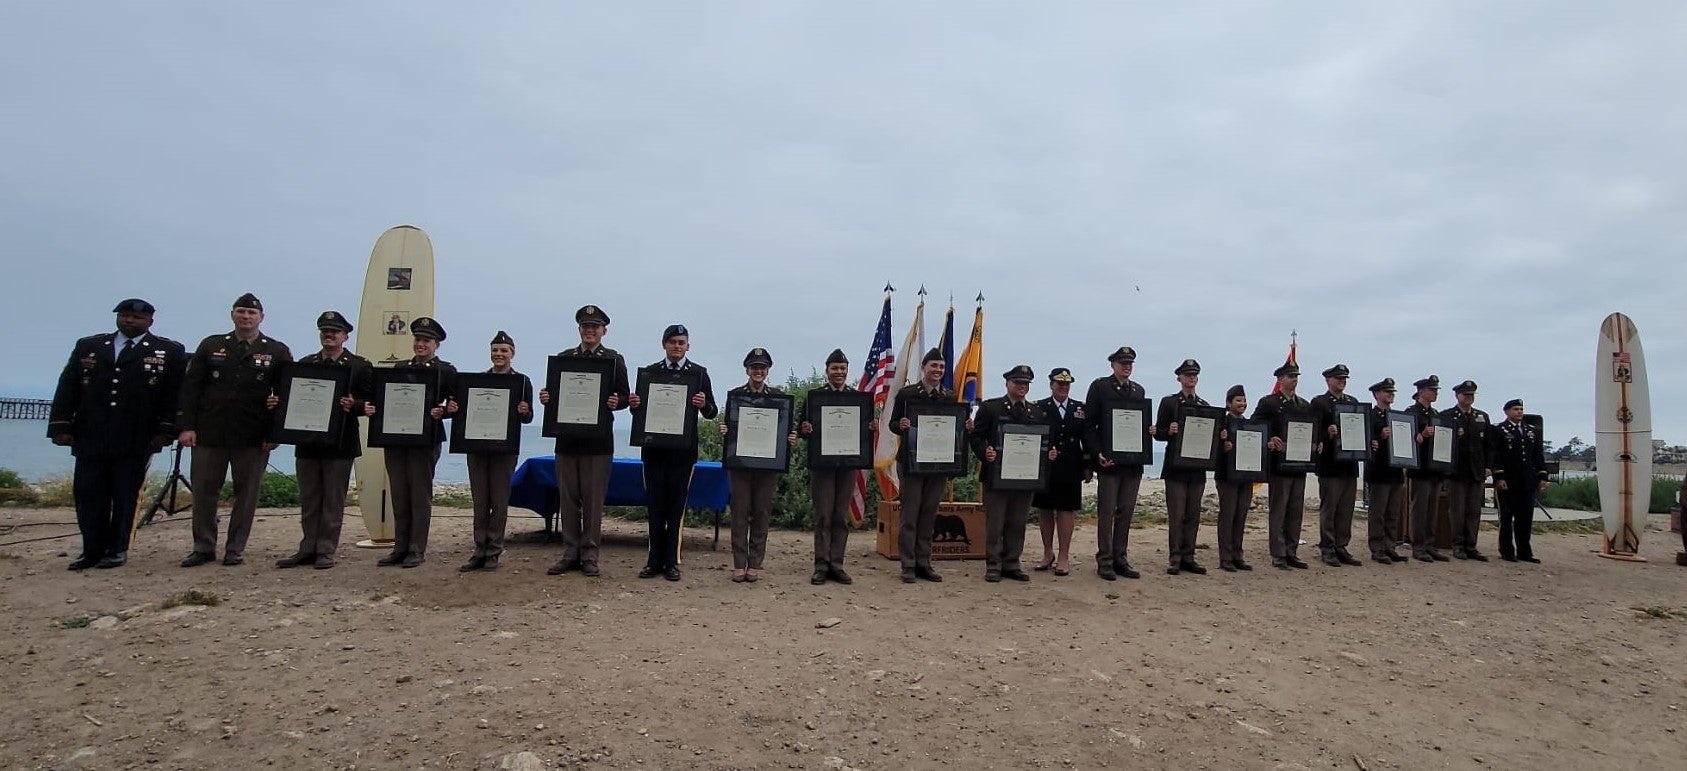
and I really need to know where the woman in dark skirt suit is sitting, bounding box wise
[1032,368,1089,576]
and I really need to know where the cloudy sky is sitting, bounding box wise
[2,2,1682,447]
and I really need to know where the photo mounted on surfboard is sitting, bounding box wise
[353,225,435,547]
[1594,312,1651,562]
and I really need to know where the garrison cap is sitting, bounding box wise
[825,348,849,365]
[315,310,352,332]
[232,292,263,311]
[575,305,609,326]
[1453,379,1478,394]
[1322,364,1350,379]
[921,347,944,364]
[743,347,772,367]
[112,298,155,315]
[1003,364,1035,383]
[662,323,689,341]
[1413,375,1440,390]
[1369,377,1396,393]
[1175,359,1201,376]
[1273,362,1301,377]
[1503,398,1524,411]
[1225,384,1246,401]
[410,316,446,341]
[1048,367,1074,383]
[1107,346,1137,363]
[490,330,514,347]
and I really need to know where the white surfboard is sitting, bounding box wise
[353,225,435,546]
[1595,312,1651,560]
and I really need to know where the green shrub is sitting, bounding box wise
[218,472,300,508]
[33,476,75,507]
[1537,476,1682,513]
[0,467,25,488]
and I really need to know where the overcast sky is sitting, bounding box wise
[2,2,1682,447]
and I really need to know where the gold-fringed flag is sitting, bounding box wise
[953,295,984,404]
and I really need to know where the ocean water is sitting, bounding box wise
[0,418,636,483]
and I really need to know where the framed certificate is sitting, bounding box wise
[1333,403,1372,463]
[990,421,1050,491]
[631,366,700,448]
[268,362,352,446]
[723,391,794,471]
[1097,397,1153,465]
[806,390,873,469]
[1225,418,1270,483]
[1426,415,1457,474]
[1386,410,1420,470]
[1169,404,1224,471]
[543,355,614,440]
[449,373,524,455]
[904,402,969,476]
[369,369,438,448]
[1276,413,1318,474]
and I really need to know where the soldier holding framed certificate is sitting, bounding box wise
[1251,362,1313,570]
[799,348,870,586]
[1155,359,1214,576]
[970,365,1056,583]
[1363,378,1408,564]
[1082,346,1155,580]
[1309,364,1365,568]
[889,348,962,584]
[628,324,717,582]
[1404,375,1449,562]
[376,316,456,568]
[538,305,629,578]
[1214,385,1260,572]
[274,311,372,571]
[456,331,533,572]
[719,348,797,583]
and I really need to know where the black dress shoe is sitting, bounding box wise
[1286,557,1309,569]
[1097,564,1117,581]
[1272,558,1290,570]
[459,556,487,573]
[1179,561,1207,575]
[1372,553,1393,564]
[1452,550,1469,560]
[95,553,127,569]
[482,557,500,570]
[1234,561,1253,571]
[314,555,336,569]
[1430,551,1450,562]
[901,569,916,583]
[275,553,313,569]
[1466,551,1489,562]
[1117,563,1141,579]
[1166,565,1180,575]
[68,555,97,571]
[1413,552,1435,563]
[1337,552,1363,566]
[581,563,600,577]
[1383,550,1406,562]
[984,572,1002,583]
[377,551,406,567]
[664,567,682,581]
[1220,562,1237,572]
[546,559,577,576]
[1520,556,1541,564]
[828,568,853,585]
[400,553,423,568]
[1500,554,1518,562]
[221,553,244,566]
[810,571,828,585]
[180,552,215,568]
[915,566,943,582]
[638,566,661,579]
[1003,569,1031,582]
[1321,555,1343,567]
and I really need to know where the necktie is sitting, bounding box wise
[121,339,134,357]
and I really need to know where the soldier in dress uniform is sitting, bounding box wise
[539,305,629,578]
[459,331,533,572]
[1403,375,1449,562]
[1213,384,1255,572]
[1251,363,1313,570]
[889,348,960,584]
[1487,398,1547,563]
[1310,364,1364,567]
[970,365,1056,582]
[720,348,797,583]
[629,324,717,582]
[800,348,868,586]
[177,293,292,567]
[1363,378,1408,564]
[377,316,457,568]
[1440,380,1492,560]
[1031,367,1088,577]
[1155,359,1211,575]
[1082,346,1156,580]
[49,298,187,570]
[275,311,373,570]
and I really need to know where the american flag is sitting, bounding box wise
[849,293,895,524]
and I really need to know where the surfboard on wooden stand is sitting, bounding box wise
[353,226,435,547]
[1595,312,1651,561]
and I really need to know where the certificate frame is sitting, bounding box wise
[1225,418,1270,483]
[1385,410,1420,470]
[542,354,614,440]
[1332,403,1372,463]
[449,372,524,455]
[1426,415,1457,474]
[267,362,352,446]
[1168,404,1225,471]
[904,401,969,476]
[723,391,794,471]
[368,369,438,448]
[989,421,1051,491]
[1096,397,1153,466]
[805,390,874,469]
[1276,413,1319,474]
[631,366,700,449]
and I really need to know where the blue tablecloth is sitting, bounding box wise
[509,456,731,528]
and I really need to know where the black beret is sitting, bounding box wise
[490,330,514,347]
[112,298,155,315]
[232,292,262,311]
[1048,367,1074,383]
[576,305,609,325]
[1322,364,1350,379]
[316,310,352,332]
[1273,363,1300,377]
[1369,377,1396,393]
[1413,375,1440,390]
[825,348,849,365]
[1453,379,1478,394]
[1503,399,1524,410]
[410,316,446,341]
[743,347,772,367]
[1225,384,1246,401]
[921,347,944,364]
[662,324,689,341]
[1175,358,1201,375]
[1002,364,1035,382]
[1107,346,1137,363]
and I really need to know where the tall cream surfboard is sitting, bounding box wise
[1595,312,1651,560]
[353,226,435,546]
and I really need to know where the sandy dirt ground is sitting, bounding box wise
[1,494,1685,771]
